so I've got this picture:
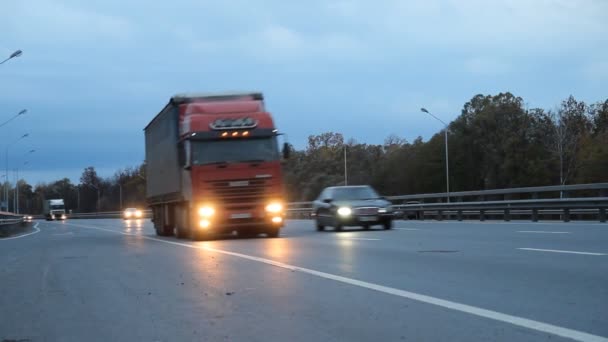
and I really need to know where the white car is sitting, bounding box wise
[123,208,143,220]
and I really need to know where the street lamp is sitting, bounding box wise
[421,108,450,203]
[4,133,29,212]
[0,109,27,129]
[0,50,23,65]
[14,150,36,214]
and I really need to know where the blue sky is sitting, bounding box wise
[1,0,607,184]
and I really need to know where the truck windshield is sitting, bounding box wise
[191,137,279,165]
[50,205,64,210]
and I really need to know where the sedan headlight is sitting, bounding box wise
[198,206,215,217]
[135,210,143,217]
[337,207,352,216]
[265,202,283,213]
[124,211,132,217]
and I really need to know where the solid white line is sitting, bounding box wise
[0,222,41,240]
[395,228,420,231]
[517,231,571,234]
[518,248,606,256]
[64,222,608,342]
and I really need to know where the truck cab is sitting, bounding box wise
[44,199,67,221]
[145,92,288,240]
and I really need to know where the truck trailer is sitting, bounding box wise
[43,199,66,220]
[144,92,289,240]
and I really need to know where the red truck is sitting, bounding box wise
[144,92,289,240]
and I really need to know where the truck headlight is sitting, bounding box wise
[265,203,283,213]
[198,206,215,217]
[337,207,352,216]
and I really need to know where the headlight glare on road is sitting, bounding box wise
[337,207,352,216]
[265,202,283,213]
[198,206,215,217]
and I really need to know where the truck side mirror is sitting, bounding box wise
[282,143,290,159]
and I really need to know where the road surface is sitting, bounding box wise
[1,219,607,342]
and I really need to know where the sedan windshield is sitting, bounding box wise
[332,186,379,200]
[191,137,279,165]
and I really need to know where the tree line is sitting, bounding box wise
[3,92,606,214]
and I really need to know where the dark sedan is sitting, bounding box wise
[312,185,394,231]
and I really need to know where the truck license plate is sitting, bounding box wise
[359,216,377,222]
[231,213,252,219]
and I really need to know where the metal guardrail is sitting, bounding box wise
[10,183,608,223]
[387,182,608,201]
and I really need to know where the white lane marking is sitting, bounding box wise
[518,248,606,256]
[517,231,571,234]
[395,228,420,231]
[64,222,608,342]
[410,221,604,226]
[0,222,41,240]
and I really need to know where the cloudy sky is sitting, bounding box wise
[1,0,607,184]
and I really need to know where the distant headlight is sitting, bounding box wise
[198,206,215,217]
[337,207,352,216]
[61,215,66,220]
[135,210,143,217]
[265,202,283,213]
[124,211,132,217]
[378,208,387,213]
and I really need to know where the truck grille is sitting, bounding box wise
[354,207,379,215]
[205,177,271,207]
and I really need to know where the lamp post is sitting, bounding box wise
[420,108,450,203]
[0,50,23,65]
[0,109,27,129]
[4,133,29,212]
[15,150,35,214]
[344,144,348,186]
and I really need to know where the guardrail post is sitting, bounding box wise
[480,209,485,221]
[419,210,425,221]
[504,208,511,222]
[599,208,606,223]
[563,208,570,222]
[532,209,539,222]
[457,210,463,221]
[437,210,443,221]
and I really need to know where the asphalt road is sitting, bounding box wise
[1,219,607,342]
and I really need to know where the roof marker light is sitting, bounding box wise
[232,132,239,137]
[242,131,249,136]
[221,132,228,137]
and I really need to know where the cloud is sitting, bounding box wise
[582,61,608,80]
[465,57,511,75]
[3,0,134,44]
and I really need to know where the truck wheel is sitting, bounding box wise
[335,224,343,232]
[363,224,370,230]
[266,227,280,238]
[190,228,211,241]
[174,226,189,239]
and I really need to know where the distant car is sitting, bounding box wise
[403,201,421,220]
[312,185,394,231]
[23,215,34,222]
[123,208,143,220]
